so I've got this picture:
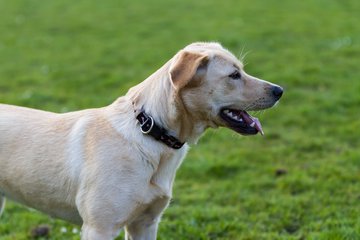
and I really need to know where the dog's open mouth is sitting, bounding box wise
[219,108,264,136]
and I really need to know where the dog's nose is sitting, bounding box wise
[271,86,283,100]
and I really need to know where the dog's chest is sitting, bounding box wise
[127,146,188,225]
[149,145,189,198]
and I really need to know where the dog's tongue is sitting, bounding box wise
[240,111,264,136]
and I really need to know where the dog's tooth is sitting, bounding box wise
[250,122,255,127]
[223,109,230,114]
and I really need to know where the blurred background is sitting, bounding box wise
[0,0,359,239]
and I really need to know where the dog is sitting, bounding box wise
[0,42,283,239]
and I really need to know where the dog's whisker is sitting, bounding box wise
[238,47,251,67]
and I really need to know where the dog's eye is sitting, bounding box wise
[228,71,241,80]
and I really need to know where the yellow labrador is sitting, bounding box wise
[0,42,283,239]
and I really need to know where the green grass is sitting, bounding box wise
[0,0,359,239]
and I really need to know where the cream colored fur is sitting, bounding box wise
[0,42,281,240]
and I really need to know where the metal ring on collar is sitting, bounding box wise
[140,116,154,134]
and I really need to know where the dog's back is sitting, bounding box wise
[0,104,85,224]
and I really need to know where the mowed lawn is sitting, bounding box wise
[0,0,359,239]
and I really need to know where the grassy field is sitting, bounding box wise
[0,0,359,239]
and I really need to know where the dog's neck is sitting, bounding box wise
[126,61,207,145]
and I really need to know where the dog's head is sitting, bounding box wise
[169,42,283,136]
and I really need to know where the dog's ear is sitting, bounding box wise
[169,51,208,90]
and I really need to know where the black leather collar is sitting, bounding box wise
[136,111,185,149]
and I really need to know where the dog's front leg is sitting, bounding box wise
[77,184,137,240]
[81,224,116,240]
[124,196,170,240]
[125,220,159,240]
